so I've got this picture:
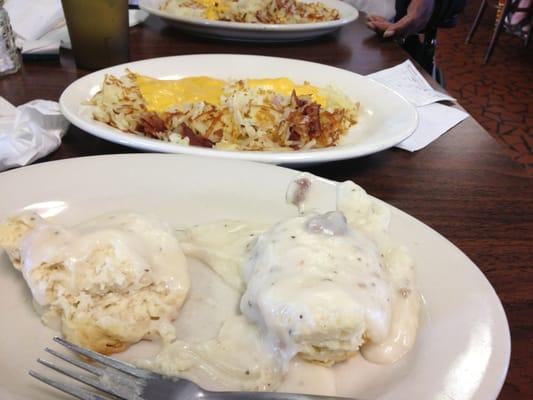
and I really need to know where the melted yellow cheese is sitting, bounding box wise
[196,0,227,20]
[136,75,226,112]
[135,75,326,113]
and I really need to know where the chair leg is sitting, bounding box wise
[484,0,514,63]
[525,13,532,46]
[466,0,489,43]
[433,65,445,88]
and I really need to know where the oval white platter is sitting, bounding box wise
[0,154,509,399]
[139,0,359,42]
[59,54,418,165]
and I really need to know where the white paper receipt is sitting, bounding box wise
[368,60,455,107]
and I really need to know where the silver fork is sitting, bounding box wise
[30,337,351,400]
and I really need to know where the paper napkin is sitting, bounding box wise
[21,40,61,57]
[5,0,149,56]
[5,0,64,41]
[38,10,149,51]
[395,103,470,151]
[0,97,69,172]
[368,60,469,152]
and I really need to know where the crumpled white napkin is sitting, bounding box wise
[5,0,149,56]
[368,60,469,152]
[0,97,69,172]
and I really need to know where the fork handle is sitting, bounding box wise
[205,392,350,400]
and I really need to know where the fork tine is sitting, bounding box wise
[53,336,152,379]
[29,370,108,400]
[45,348,103,376]
[37,358,124,398]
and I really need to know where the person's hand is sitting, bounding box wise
[366,0,435,39]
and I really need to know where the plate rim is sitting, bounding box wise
[59,53,419,165]
[0,153,511,399]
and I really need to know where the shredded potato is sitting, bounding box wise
[88,70,359,151]
[160,0,340,23]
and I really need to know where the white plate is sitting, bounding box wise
[59,54,418,165]
[0,154,510,399]
[139,0,359,42]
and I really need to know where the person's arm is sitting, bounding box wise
[366,0,435,38]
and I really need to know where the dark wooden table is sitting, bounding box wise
[1,15,531,400]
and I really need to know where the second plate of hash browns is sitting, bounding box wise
[139,0,359,42]
[60,54,418,164]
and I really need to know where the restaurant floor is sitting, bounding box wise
[435,0,533,176]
